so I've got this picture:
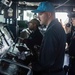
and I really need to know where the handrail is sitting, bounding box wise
[0,58,32,75]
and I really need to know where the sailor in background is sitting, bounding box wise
[65,13,75,75]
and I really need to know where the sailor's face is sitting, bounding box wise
[71,18,75,26]
[28,23,34,30]
[37,12,49,25]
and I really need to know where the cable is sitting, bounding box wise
[55,0,70,9]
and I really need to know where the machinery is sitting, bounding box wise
[0,23,32,75]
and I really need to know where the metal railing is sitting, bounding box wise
[0,58,32,75]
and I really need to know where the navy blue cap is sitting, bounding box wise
[32,1,55,13]
[68,13,75,18]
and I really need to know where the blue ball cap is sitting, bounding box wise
[32,1,55,13]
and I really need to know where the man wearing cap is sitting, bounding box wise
[31,1,66,75]
[66,13,75,75]
[26,19,43,51]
